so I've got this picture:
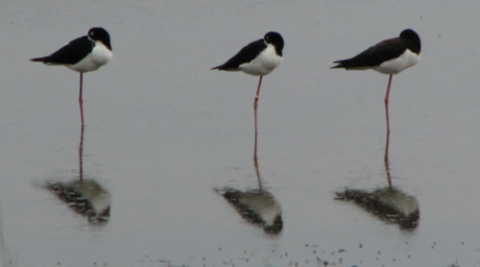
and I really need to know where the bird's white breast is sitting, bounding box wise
[69,41,112,73]
[240,44,283,76]
[373,49,420,75]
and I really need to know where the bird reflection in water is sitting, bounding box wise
[215,149,283,235]
[335,127,420,230]
[336,186,419,230]
[42,122,111,225]
[216,187,283,235]
[44,179,111,225]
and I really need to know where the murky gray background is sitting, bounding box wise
[1,1,479,266]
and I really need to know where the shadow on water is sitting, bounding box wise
[214,139,283,235]
[40,124,111,225]
[335,129,420,230]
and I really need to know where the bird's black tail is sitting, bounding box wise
[29,56,49,63]
[330,60,348,69]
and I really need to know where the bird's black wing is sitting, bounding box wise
[332,37,407,69]
[30,36,93,65]
[212,39,266,70]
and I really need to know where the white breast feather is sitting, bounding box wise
[68,41,112,73]
[373,49,420,75]
[239,44,283,76]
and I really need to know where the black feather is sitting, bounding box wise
[211,39,266,70]
[30,36,94,65]
[331,29,421,69]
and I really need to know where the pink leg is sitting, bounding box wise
[384,74,393,134]
[384,74,393,169]
[253,76,263,160]
[78,72,85,181]
[79,73,85,128]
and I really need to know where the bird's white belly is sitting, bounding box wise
[69,42,112,73]
[373,49,420,75]
[240,45,283,76]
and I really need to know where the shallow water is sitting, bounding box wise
[1,1,480,266]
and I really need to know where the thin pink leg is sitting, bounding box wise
[253,76,263,160]
[384,74,393,167]
[78,72,85,181]
[384,74,393,134]
[79,72,84,128]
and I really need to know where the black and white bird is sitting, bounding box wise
[331,29,421,134]
[30,27,113,128]
[212,32,284,157]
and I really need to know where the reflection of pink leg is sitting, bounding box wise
[253,76,263,160]
[254,150,262,190]
[384,126,391,188]
[79,123,84,182]
[79,73,84,128]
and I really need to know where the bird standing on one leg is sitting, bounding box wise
[331,29,421,137]
[212,31,284,159]
[31,27,113,128]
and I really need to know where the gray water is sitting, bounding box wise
[1,1,479,266]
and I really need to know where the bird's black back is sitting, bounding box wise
[30,36,94,65]
[332,38,407,69]
[211,39,266,70]
[332,29,421,69]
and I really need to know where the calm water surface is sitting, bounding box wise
[1,1,480,266]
